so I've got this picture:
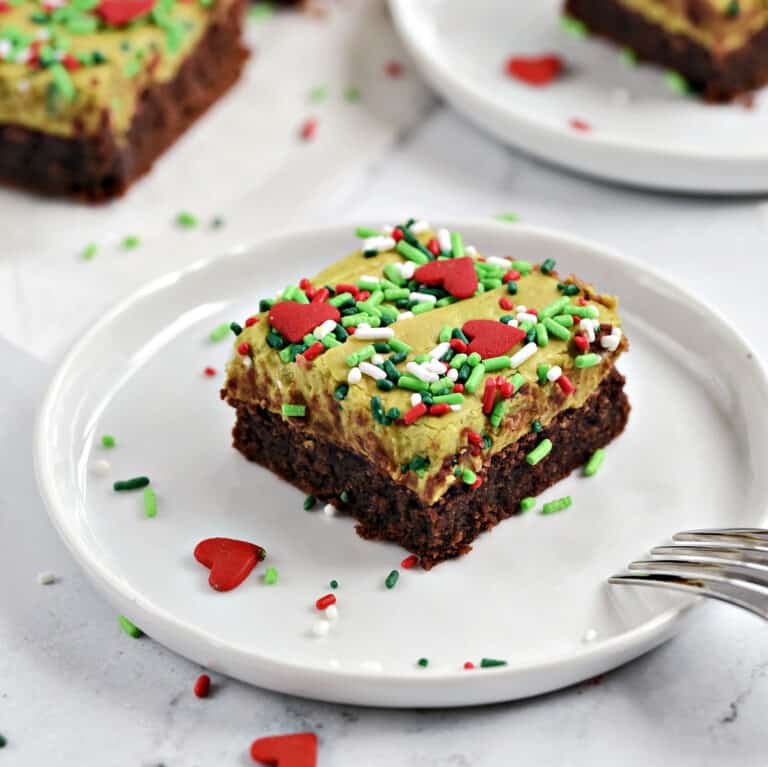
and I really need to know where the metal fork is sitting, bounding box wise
[609,529,768,620]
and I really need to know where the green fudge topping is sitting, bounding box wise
[224,223,627,505]
[0,0,227,137]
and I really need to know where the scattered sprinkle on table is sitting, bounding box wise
[463,662,475,670]
[584,448,606,477]
[121,235,141,250]
[37,571,56,585]
[325,604,338,620]
[417,657,429,668]
[542,495,572,515]
[315,593,336,610]
[194,673,211,698]
[264,566,278,585]
[526,439,552,466]
[312,620,330,638]
[308,84,328,103]
[329,579,339,589]
[324,504,337,517]
[176,211,198,228]
[210,216,225,229]
[495,212,519,223]
[303,495,317,511]
[385,59,403,78]
[520,497,536,512]
[101,434,116,448]
[560,15,588,38]
[385,570,399,589]
[209,323,230,343]
[118,615,142,638]
[300,117,318,141]
[0,734,6,749]
[480,658,507,668]
[81,242,98,261]
[344,85,361,103]
[401,554,418,569]
[569,118,592,132]
[113,476,150,492]
[143,486,157,518]
[248,1,274,21]
[582,628,598,643]
[665,70,690,95]
[204,366,217,377]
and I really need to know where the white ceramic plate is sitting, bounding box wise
[389,0,768,194]
[35,221,768,708]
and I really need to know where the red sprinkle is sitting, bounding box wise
[300,117,318,141]
[401,554,419,569]
[427,238,441,256]
[311,287,330,303]
[482,378,497,415]
[385,59,403,78]
[499,297,514,311]
[237,342,250,356]
[453,383,465,393]
[573,334,588,352]
[347,326,356,335]
[471,477,483,489]
[315,593,336,611]
[392,227,404,243]
[357,290,371,302]
[557,375,575,395]
[450,338,468,353]
[335,283,358,297]
[245,316,258,327]
[62,53,81,71]
[299,278,312,291]
[404,402,428,425]
[464,662,475,670]
[578,297,587,306]
[429,403,451,416]
[0,1,10,11]
[203,366,217,377]
[499,381,513,398]
[505,54,563,86]
[467,430,483,445]
[503,269,521,283]
[570,118,592,132]
[194,674,211,698]
[301,341,324,362]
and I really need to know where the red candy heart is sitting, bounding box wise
[97,0,156,25]
[462,319,526,359]
[268,301,340,344]
[505,54,563,86]
[413,257,478,300]
[194,538,265,592]
[250,733,318,766]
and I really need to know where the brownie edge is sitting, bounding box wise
[226,366,630,569]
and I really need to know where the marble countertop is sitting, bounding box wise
[1,2,767,764]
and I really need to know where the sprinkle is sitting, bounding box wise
[404,402,428,425]
[203,366,217,377]
[324,504,337,516]
[665,70,690,95]
[325,604,339,620]
[570,304,599,319]
[330,579,339,589]
[121,235,141,249]
[464,662,475,670]
[312,620,330,637]
[543,317,571,341]
[385,570,399,589]
[91,459,111,475]
[541,258,556,275]
[264,566,278,585]
[175,211,198,228]
[344,85,361,103]
[401,555,418,569]
[557,375,575,395]
[81,242,98,260]
[570,118,592,132]
[437,228,452,254]
[113,476,149,492]
[300,117,318,141]
[531,419,543,433]
[248,2,274,20]
[359,361,387,381]
[118,615,142,638]
[237,341,251,355]
[362,235,396,253]
[308,84,328,103]
[561,15,588,37]
[385,59,403,78]
[101,434,116,448]
[348,367,362,385]
[546,365,563,382]
[354,326,395,340]
[282,404,307,418]
[465,363,486,394]
[542,495,572,515]
[143,486,157,518]
[462,468,477,485]
[194,674,211,698]
[316,593,336,610]
[37,571,56,585]
[396,240,429,265]
[232,321,247,336]
[417,658,429,668]
[480,658,507,668]
[304,495,317,511]
[450,231,465,259]
[584,448,606,477]
[575,353,600,368]
[494,212,519,223]
[526,439,552,466]
[510,342,538,368]
[520,497,536,512]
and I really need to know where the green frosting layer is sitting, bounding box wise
[0,0,226,137]
[225,226,627,505]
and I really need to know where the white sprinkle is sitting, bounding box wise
[381,224,394,235]
[410,393,422,406]
[0,40,11,58]
[371,353,385,365]
[429,342,450,360]
[242,356,252,369]
[437,228,451,254]
[353,327,395,340]
[37,572,56,586]
[582,628,598,643]
[515,305,527,313]
[359,361,386,381]
[348,367,362,384]
[410,219,430,234]
[362,236,395,253]
[396,312,414,322]
[487,256,512,269]
[409,291,436,304]
[91,459,111,476]
[517,312,537,324]
[547,365,563,382]
[362,275,380,284]
[406,361,438,383]
[510,342,538,368]
[450,404,462,412]
[313,319,337,340]
[426,360,447,375]
[601,335,619,352]
[360,660,383,673]
[612,328,622,340]
[580,318,596,343]
[358,323,371,330]
[447,368,459,382]
[324,504,337,517]
[504,318,519,327]
[465,246,478,256]
[401,262,416,279]
[325,604,339,621]
[312,620,330,638]
[610,88,630,107]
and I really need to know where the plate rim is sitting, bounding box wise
[33,220,768,704]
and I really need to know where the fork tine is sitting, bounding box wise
[651,544,768,568]
[673,529,768,548]
[609,572,768,621]
[628,559,768,589]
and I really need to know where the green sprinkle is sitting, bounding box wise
[542,495,572,515]
[575,353,600,368]
[507,281,518,295]
[560,283,581,296]
[483,355,511,372]
[101,434,116,448]
[308,84,328,103]
[417,658,429,668]
[176,211,198,228]
[489,399,509,429]
[665,70,690,95]
[113,476,150,491]
[412,301,433,315]
[480,658,507,668]
[356,226,380,238]
[344,85,361,103]
[450,231,464,259]
[303,495,317,511]
[537,364,550,385]
[553,314,574,328]
[282,404,307,417]
[510,373,524,393]
[330,579,338,589]
[230,321,243,336]
[621,47,638,66]
[569,304,599,319]
[439,324,453,343]
[495,212,519,223]
[511,260,532,275]
[398,374,428,392]
[385,570,399,589]
[540,296,570,319]
[50,63,76,101]
[435,296,457,308]
[450,353,468,369]
[465,363,486,394]
[543,317,571,341]
[143,486,157,518]
[118,615,142,638]
[526,439,552,466]
[122,235,141,249]
[541,258,556,275]
[432,393,464,405]
[560,15,588,38]
[531,419,543,433]
[209,323,230,342]
[264,566,278,585]
[462,468,477,485]
[396,240,429,265]
[536,322,548,347]
[725,0,740,17]
[81,242,98,260]
[334,383,349,401]
[520,497,536,513]
[376,379,394,391]
[248,1,274,20]
[467,352,482,367]
[584,448,606,477]
[329,291,355,308]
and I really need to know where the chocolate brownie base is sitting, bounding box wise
[0,0,247,201]
[564,0,768,102]
[227,367,630,569]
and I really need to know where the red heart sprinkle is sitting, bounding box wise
[250,733,318,766]
[194,538,265,592]
[413,257,478,300]
[268,301,340,344]
[97,0,156,26]
[505,54,563,86]
[462,319,526,359]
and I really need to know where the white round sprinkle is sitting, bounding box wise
[582,628,598,643]
[450,404,462,412]
[381,224,394,235]
[579,318,596,343]
[401,262,416,279]
[547,365,563,383]
[410,393,422,407]
[447,368,459,382]
[313,319,337,340]
[37,572,56,586]
[312,620,330,638]
[371,354,385,365]
[360,660,383,673]
[601,335,619,352]
[325,604,339,621]
[348,367,362,384]
[91,459,111,476]
[515,305,527,313]
[241,356,252,368]
[517,312,538,324]
[324,504,337,517]
[465,245,478,256]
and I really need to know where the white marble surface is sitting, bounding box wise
[1,1,768,764]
